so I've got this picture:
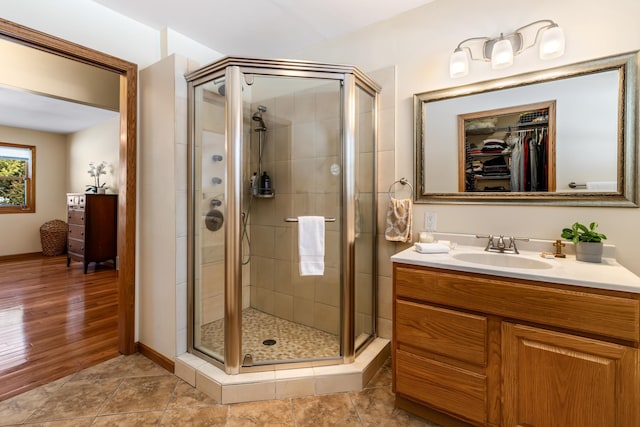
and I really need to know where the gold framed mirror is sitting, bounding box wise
[414,51,638,206]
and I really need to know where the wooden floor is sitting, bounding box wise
[0,254,119,401]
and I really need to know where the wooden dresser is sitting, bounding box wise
[66,193,117,274]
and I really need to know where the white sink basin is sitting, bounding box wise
[452,252,553,270]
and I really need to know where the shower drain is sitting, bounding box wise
[262,339,277,346]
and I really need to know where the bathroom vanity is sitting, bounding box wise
[391,245,640,427]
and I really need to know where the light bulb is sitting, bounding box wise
[449,48,469,78]
[491,38,514,69]
[539,25,565,60]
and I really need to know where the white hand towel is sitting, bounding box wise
[414,242,450,254]
[298,216,325,276]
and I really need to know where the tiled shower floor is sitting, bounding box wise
[199,308,340,362]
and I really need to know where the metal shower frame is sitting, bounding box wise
[186,57,381,374]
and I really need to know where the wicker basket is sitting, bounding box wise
[40,219,68,256]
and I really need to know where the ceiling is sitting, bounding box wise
[92,0,435,57]
[0,86,119,134]
[5,0,435,134]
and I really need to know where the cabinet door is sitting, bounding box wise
[502,323,638,427]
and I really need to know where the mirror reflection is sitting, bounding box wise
[460,101,556,193]
[414,51,638,206]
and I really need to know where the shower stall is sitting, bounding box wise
[186,57,380,374]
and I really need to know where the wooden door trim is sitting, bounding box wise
[0,18,137,354]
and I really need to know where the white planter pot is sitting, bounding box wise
[575,241,603,263]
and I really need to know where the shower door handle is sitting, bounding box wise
[284,217,336,223]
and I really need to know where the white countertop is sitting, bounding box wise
[391,243,640,294]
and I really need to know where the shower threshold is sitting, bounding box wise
[175,337,390,404]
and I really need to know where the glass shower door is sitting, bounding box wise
[354,84,376,350]
[191,77,228,364]
[240,74,343,365]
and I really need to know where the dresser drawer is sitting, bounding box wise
[394,264,640,342]
[396,350,487,425]
[67,194,85,208]
[396,300,487,366]
[68,224,85,240]
[67,209,85,225]
[67,238,84,256]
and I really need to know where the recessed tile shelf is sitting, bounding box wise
[175,338,390,404]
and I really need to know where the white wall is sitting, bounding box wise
[0,126,67,256]
[66,118,120,194]
[139,54,193,358]
[293,0,640,276]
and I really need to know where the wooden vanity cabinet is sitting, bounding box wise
[392,263,640,427]
[66,193,117,274]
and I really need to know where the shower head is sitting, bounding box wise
[252,105,266,121]
[252,105,267,131]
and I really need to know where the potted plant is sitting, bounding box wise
[561,221,607,263]
[86,161,108,194]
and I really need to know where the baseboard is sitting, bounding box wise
[136,342,175,373]
[0,252,45,262]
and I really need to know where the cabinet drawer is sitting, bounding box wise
[68,224,85,240]
[67,238,84,256]
[67,209,85,225]
[66,194,86,208]
[395,264,640,342]
[396,350,486,425]
[396,300,487,366]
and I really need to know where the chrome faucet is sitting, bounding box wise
[476,234,529,254]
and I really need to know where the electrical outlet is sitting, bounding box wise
[425,211,437,232]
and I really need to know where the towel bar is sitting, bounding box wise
[284,217,336,222]
[568,182,586,189]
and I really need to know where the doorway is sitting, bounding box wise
[0,19,137,358]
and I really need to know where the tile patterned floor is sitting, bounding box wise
[0,353,440,426]
[200,308,341,362]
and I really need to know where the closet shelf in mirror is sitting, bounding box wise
[468,152,511,158]
[494,120,548,131]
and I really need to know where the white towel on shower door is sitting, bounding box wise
[298,216,325,276]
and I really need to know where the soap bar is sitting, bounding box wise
[540,252,555,259]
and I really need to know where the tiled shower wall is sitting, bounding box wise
[198,97,251,327]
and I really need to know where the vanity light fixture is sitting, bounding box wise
[449,19,565,78]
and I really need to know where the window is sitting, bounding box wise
[0,142,35,213]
